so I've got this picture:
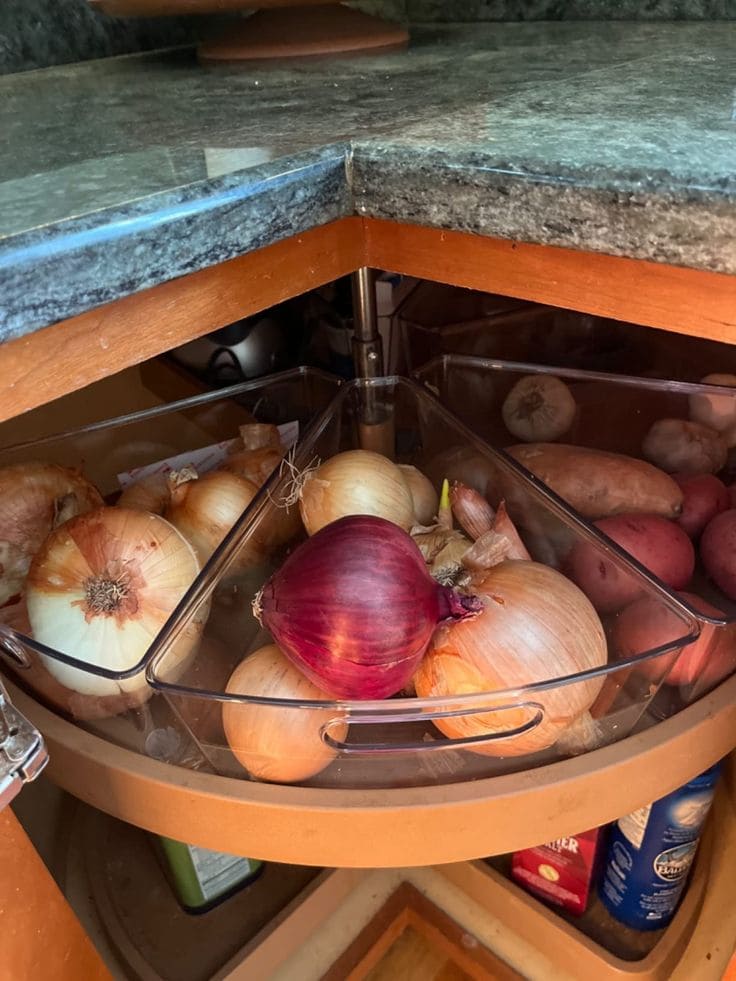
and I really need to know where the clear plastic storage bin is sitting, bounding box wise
[147,378,700,791]
[399,282,736,381]
[0,367,342,760]
[415,356,736,705]
[398,283,555,374]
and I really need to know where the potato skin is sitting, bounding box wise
[568,514,695,613]
[674,473,729,539]
[701,509,736,601]
[613,591,728,688]
[506,443,683,520]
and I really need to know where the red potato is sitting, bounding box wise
[728,483,736,509]
[613,591,734,689]
[568,514,695,613]
[674,473,729,539]
[701,509,736,601]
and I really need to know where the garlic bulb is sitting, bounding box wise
[26,508,203,698]
[0,462,102,606]
[502,374,576,442]
[689,374,736,434]
[165,468,259,566]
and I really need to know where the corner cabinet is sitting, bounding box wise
[4,217,736,971]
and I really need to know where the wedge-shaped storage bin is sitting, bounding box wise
[415,356,736,707]
[0,368,342,755]
[148,377,700,791]
[399,283,736,382]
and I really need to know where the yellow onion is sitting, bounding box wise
[165,468,259,565]
[221,422,284,487]
[237,423,282,451]
[415,561,607,757]
[25,508,203,700]
[397,465,438,525]
[118,472,171,514]
[299,450,414,535]
[0,462,102,605]
[0,599,156,721]
[223,643,346,783]
[221,446,284,488]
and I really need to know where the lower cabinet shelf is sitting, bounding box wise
[10,674,736,869]
[72,770,736,981]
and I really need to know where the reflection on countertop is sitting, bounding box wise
[1,23,735,338]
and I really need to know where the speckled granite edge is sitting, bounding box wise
[352,145,736,275]
[4,135,736,341]
[0,146,350,340]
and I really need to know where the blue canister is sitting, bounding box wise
[599,762,721,931]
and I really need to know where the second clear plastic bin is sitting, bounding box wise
[415,355,736,706]
[0,367,342,765]
[148,378,700,790]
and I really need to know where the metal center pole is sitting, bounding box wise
[351,268,393,455]
[351,267,383,379]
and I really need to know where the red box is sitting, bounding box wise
[511,828,603,916]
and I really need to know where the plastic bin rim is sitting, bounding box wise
[0,365,343,457]
[414,357,736,628]
[144,376,702,708]
[0,366,342,682]
[412,354,736,401]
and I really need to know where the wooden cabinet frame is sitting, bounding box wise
[3,217,735,423]
[4,217,736,975]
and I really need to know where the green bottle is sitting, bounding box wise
[155,835,263,913]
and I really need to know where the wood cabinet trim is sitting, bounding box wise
[363,218,736,345]
[0,218,363,425]
[3,217,736,425]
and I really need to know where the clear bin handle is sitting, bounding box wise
[0,629,31,670]
[320,701,545,754]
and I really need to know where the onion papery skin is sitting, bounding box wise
[0,462,102,606]
[223,643,347,784]
[257,515,480,699]
[415,561,607,757]
[166,470,259,567]
[118,473,171,515]
[0,599,158,720]
[299,450,415,536]
[222,447,283,488]
[26,508,203,699]
[398,465,439,525]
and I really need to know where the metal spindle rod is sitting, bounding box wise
[351,267,383,379]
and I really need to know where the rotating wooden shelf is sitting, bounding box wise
[8,673,736,868]
[5,220,736,872]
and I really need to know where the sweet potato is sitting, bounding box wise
[505,443,683,520]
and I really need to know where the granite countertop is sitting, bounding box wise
[1,22,735,339]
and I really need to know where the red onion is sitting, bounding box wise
[253,515,482,699]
